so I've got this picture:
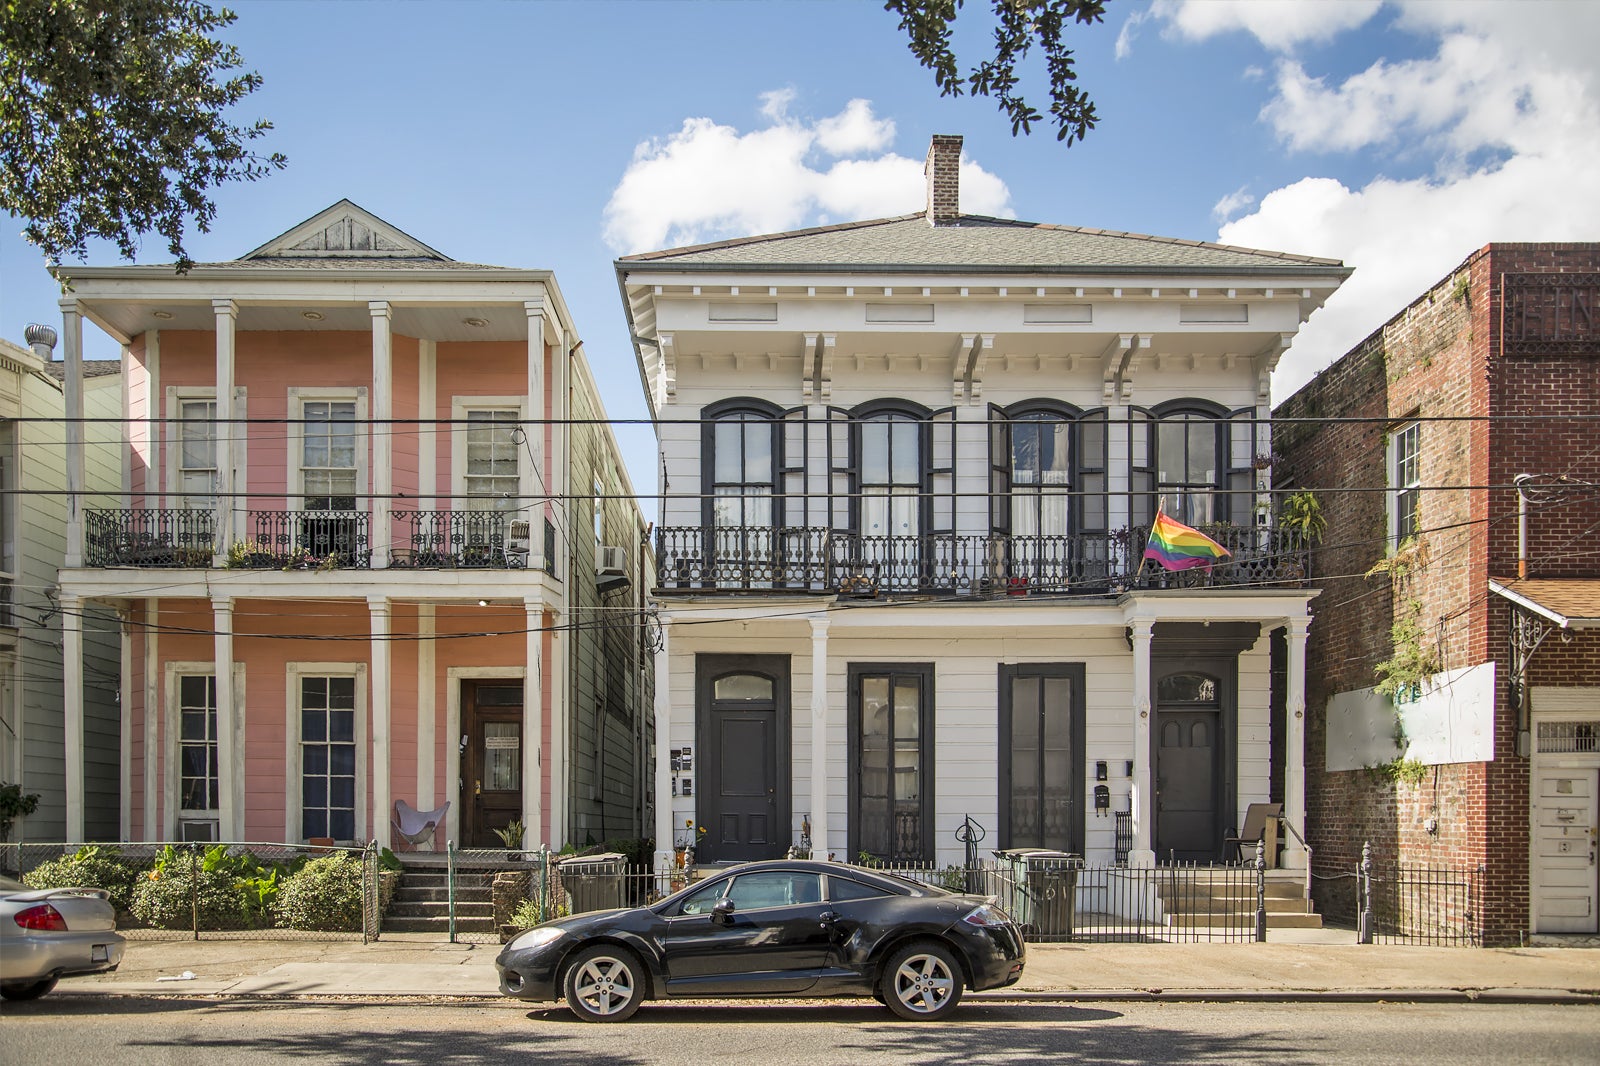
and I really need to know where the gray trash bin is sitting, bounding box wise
[559,852,626,914]
[994,848,1079,939]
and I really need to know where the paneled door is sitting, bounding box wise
[461,680,524,848]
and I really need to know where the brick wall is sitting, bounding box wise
[1276,242,1600,945]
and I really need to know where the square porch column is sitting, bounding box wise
[523,599,545,849]
[369,596,392,849]
[1283,615,1310,871]
[809,616,830,860]
[1129,617,1155,867]
[60,300,85,568]
[63,593,85,840]
[212,596,238,840]
[211,301,237,567]
[370,302,393,569]
[653,621,673,869]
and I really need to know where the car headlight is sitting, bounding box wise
[509,926,565,952]
[961,903,1013,928]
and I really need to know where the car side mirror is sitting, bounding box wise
[710,898,736,926]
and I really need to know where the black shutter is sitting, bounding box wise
[1228,406,1258,526]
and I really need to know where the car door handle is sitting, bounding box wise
[819,910,838,924]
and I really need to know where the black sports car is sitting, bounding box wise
[496,859,1025,1022]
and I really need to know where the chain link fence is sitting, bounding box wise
[1,840,387,941]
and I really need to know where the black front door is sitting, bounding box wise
[696,655,790,862]
[999,663,1086,854]
[1155,708,1220,861]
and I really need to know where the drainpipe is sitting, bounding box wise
[1514,473,1533,580]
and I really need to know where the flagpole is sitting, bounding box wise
[1134,495,1165,582]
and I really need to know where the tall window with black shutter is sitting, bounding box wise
[702,399,782,586]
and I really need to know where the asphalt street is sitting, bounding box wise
[2,997,1598,1065]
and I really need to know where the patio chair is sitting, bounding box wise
[504,520,531,569]
[393,799,450,851]
[1224,802,1283,864]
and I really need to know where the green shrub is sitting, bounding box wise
[274,853,366,932]
[24,845,143,915]
[131,851,248,929]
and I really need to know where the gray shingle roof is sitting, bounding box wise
[188,256,519,271]
[42,359,122,381]
[619,214,1347,274]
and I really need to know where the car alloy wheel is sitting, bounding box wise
[882,940,964,1021]
[564,945,643,1022]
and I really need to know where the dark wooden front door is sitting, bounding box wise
[1155,708,1221,862]
[461,680,524,848]
[696,655,789,862]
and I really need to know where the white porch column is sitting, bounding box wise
[653,621,673,868]
[549,606,568,848]
[1283,616,1311,871]
[523,599,545,849]
[143,598,159,840]
[211,300,238,566]
[1129,616,1155,867]
[370,302,393,568]
[62,593,85,840]
[368,596,392,849]
[61,300,85,568]
[119,607,132,840]
[525,301,547,511]
[416,604,436,810]
[809,617,830,860]
[417,340,437,507]
[211,596,237,840]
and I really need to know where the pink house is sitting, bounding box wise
[55,202,653,851]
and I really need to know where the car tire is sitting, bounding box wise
[1,976,59,1001]
[880,940,964,1021]
[563,945,645,1022]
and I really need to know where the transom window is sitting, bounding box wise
[465,409,521,507]
[178,675,218,812]
[1391,421,1421,545]
[302,400,357,510]
[300,676,357,841]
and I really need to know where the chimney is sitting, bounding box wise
[924,134,963,226]
[24,323,57,360]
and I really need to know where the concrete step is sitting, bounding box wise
[389,885,491,904]
[1167,911,1324,930]
[387,900,493,920]
[382,914,497,934]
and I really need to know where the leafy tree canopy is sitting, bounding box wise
[886,0,1109,143]
[0,0,285,273]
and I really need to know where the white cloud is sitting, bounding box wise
[1196,2,1600,402]
[603,99,1013,253]
[1148,0,1382,52]
[815,99,896,156]
[1212,186,1256,222]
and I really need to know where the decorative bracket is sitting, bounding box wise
[801,333,819,402]
[657,332,676,405]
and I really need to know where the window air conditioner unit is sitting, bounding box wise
[179,818,219,842]
[597,545,627,577]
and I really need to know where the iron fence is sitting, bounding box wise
[240,510,372,569]
[84,508,215,567]
[1,841,383,941]
[1357,843,1484,946]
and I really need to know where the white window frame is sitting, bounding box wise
[163,661,246,840]
[450,396,528,511]
[1387,420,1421,549]
[285,387,367,512]
[165,386,247,509]
[284,661,368,845]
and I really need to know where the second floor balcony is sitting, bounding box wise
[82,508,548,573]
[655,524,1310,597]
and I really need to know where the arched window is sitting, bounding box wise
[854,402,925,543]
[1131,400,1252,528]
[702,399,782,529]
[994,402,1108,538]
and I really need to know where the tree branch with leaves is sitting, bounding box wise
[886,0,1109,143]
[0,0,286,274]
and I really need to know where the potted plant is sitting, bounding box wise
[1277,490,1326,542]
[495,819,526,861]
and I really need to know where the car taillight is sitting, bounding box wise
[962,903,1012,928]
[14,903,69,931]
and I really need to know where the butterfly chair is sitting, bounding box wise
[393,799,450,851]
[1224,802,1283,864]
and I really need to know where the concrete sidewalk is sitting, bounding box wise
[57,930,1600,1005]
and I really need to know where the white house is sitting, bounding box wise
[620,136,1350,871]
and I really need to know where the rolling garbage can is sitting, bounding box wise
[994,848,1080,939]
[559,852,626,914]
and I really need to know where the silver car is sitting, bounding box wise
[0,873,125,1000]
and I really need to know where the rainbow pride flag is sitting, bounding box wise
[1143,509,1231,572]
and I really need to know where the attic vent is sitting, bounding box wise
[1024,304,1092,324]
[866,303,935,323]
[708,302,778,322]
[1180,303,1249,323]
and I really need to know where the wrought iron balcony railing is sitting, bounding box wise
[85,509,216,567]
[654,524,1310,596]
[235,510,372,570]
[387,510,532,570]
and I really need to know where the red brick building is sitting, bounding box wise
[1274,244,1599,945]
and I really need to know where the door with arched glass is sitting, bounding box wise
[1154,669,1226,861]
[695,654,790,862]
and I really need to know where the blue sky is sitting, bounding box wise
[4,0,1596,496]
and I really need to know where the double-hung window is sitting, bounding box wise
[302,400,357,511]
[178,399,218,511]
[464,409,521,508]
[1390,421,1421,546]
[178,674,219,814]
[709,410,777,529]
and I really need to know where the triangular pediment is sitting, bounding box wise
[240,199,451,261]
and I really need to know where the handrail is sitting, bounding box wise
[1278,817,1313,912]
